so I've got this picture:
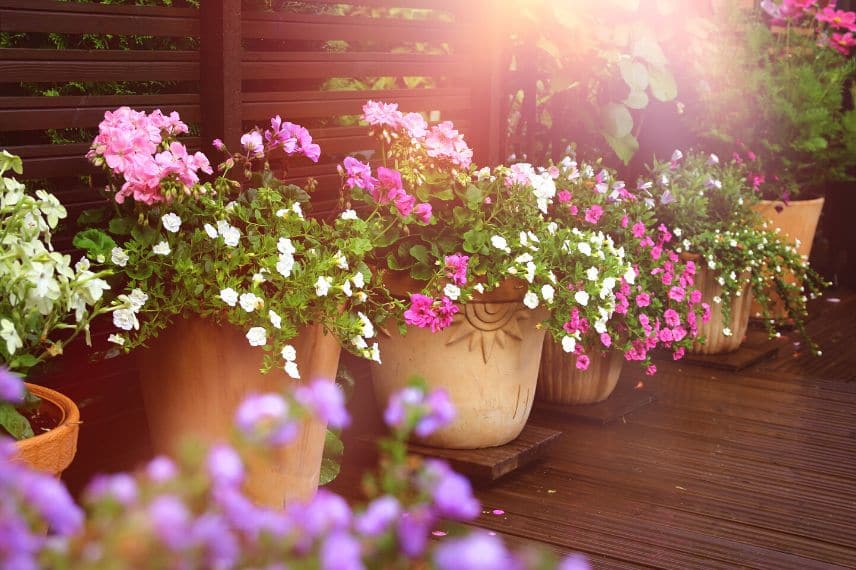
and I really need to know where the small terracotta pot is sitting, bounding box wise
[371,279,548,449]
[690,266,753,354]
[14,383,80,477]
[537,343,625,405]
[750,197,825,320]
[139,317,341,508]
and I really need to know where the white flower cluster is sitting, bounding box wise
[350,311,380,363]
[201,219,241,247]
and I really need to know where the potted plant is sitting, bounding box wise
[646,151,826,355]
[339,101,633,448]
[685,0,856,264]
[0,151,129,476]
[78,108,396,506]
[537,154,708,404]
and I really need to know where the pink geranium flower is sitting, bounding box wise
[413,202,433,224]
[425,121,473,169]
[444,254,469,286]
[362,100,404,130]
[241,131,264,158]
[342,157,377,193]
[584,205,603,224]
[557,190,572,204]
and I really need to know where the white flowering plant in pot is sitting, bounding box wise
[542,153,710,373]
[646,150,827,353]
[338,101,632,345]
[0,151,129,440]
[76,108,400,376]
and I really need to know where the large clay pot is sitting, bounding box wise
[691,267,754,354]
[751,197,825,319]
[14,383,80,477]
[537,344,624,405]
[371,278,548,449]
[139,317,341,508]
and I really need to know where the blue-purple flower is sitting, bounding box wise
[294,380,350,429]
[420,460,480,520]
[434,532,519,570]
[235,393,299,446]
[383,386,455,437]
[355,496,400,537]
[0,367,24,404]
[207,444,244,488]
[320,530,365,570]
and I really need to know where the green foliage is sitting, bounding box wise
[0,402,34,441]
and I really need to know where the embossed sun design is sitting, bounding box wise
[445,303,530,364]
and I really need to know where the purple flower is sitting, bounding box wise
[414,390,455,438]
[0,504,41,570]
[397,506,435,557]
[235,393,298,446]
[558,553,592,570]
[191,513,239,568]
[19,473,83,536]
[145,456,178,483]
[421,460,480,520]
[0,367,24,404]
[434,532,518,570]
[207,444,244,488]
[320,530,365,570]
[355,496,400,537]
[85,473,138,507]
[289,490,351,539]
[148,495,191,550]
[294,380,350,429]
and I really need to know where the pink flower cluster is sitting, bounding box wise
[88,107,212,205]
[404,294,459,332]
[444,254,469,286]
[340,158,432,223]
[242,115,321,162]
[361,101,473,169]
[761,0,855,55]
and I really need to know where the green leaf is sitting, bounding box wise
[131,224,158,247]
[126,264,153,280]
[386,252,409,271]
[0,151,23,176]
[601,103,634,139]
[318,457,341,485]
[603,132,640,165]
[648,65,677,101]
[462,228,487,253]
[73,228,117,259]
[77,208,105,227]
[624,89,649,109]
[632,37,666,66]
[619,60,649,91]
[324,429,344,457]
[0,402,34,441]
[409,244,430,265]
[464,184,483,208]
[108,217,135,236]
[411,262,434,281]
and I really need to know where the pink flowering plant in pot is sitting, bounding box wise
[646,150,826,354]
[76,107,399,372]
[0,370,591,570]
[542,153,710,375]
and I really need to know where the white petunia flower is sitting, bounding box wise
[75,257,90,272]
[239,292,262,313]
[443,283,461,301]
[220,288,238,307]
[268,310,282,329]
[586,266,599,281]
[342,280,352,297]
[523,291,539,309]
[292,203,304,218]
[161,212,182,233]
[112,309,139,332]
[351,335,368,350]
[474,283,485,294]
[246,327,267,347]
[541,284,555,304]
[578,242,592,256]
[284,361,300,379]
[574,290,590,306]
[0,319,22,355]
[358,312,375,338]
[281,344,297,361]
[525,261,536,283]
[111,247,129,267]
[334,250,349,270]
[277,237,296,256]
[491,235,510,252]
[107,334,125,346]
[315,276,332,297]
[204,223,218,239]
[152,241,171,256]
[276,253,295,278]
[561,335,577,353]
[340,209,359,221]
[547,222,558,235]
[252,269,268,285]
[624,267,636,285]
[352,272,365,289]
[128,288,148,311]
[722,327,732,337]
[369,342,381,364]
[221,226,240,247]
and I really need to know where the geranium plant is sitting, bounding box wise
[645,150,827,352]
[542,153,710,372]
[77,107,399,375]
[0,151,129,440]
[0,371,590,569]
[685,0,856,200]
[339,101,636,363]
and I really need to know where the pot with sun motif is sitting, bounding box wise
[370,277,548,449]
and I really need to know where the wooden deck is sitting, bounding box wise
[336,289,856,569]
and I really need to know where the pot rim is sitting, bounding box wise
[16,383,80,450]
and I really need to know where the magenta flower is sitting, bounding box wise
[291,490,352,538]
[689,289,702,304]
[672,347,686,361]
[402,112,428,138]
[663,309,681,328]
[668,286,686,302]
[404,294,459,333]
[575,354,590,371]
[0,368,24,404]
[320,531,364,570]
[817,6,856,30]
[444,253,469,286]
[240,131,264,158]
[362,100,404,130]
[424,121,472,169]
[557,190,572,204]
[235,393,299,446]
[646,364,657,376]
[600,332,612,348]
[635,293,651,308]
[413,202,433,223]
[393,190,416,218]
[383,386,455,437]
[341,156,377,194]
[294,379,350,429]
[146,456,178,483]
[583,205,604,224]
[631,222,646,239]
[375,167,404,205]
[830,31,856,55]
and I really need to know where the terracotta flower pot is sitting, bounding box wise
[14,383,80,477]
[537,343,625,405]
[750,197,825,320]
[139,317,341,508]
[690,266,753,354]
[371,278,548,449]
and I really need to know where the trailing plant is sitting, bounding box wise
[0,151,129,440]
[646,151,827,352]
[77,107,400,376]
[541,153,710,372]
[0,372,591,569]
[684,0,856,199]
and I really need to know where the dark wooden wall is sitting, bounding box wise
[0,0,507,492]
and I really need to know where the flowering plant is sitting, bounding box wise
[339,101,634,354]
[540,154,709,373]
[78,107,399,375]
[0,152,129,440]
[685,0,856,199]
[0,371,589,570]
[646,151,826,352]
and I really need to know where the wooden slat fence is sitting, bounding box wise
[0,0,507,493]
